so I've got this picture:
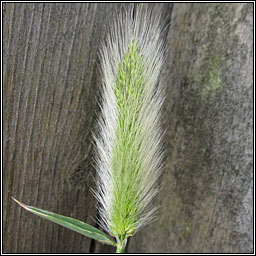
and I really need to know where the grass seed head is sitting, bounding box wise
[93,4,166,242]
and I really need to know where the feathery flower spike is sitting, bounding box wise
[93,4,166,251]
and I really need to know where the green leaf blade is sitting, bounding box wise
[12,197,116,246]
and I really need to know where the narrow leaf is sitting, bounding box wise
[12,197,116,246]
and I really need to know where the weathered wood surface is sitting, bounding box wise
[3,3,253,253]
[128,3,253,253]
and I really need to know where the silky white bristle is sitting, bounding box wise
[93,4,166,240]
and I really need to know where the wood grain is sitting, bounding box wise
[128,3,253,253]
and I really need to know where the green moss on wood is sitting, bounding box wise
[193,55,221,101]
[182,221,191,239]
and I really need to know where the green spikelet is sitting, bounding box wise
[94,4,166,248]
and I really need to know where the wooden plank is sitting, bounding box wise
[128,3,253,253]
[3,3,124,253]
